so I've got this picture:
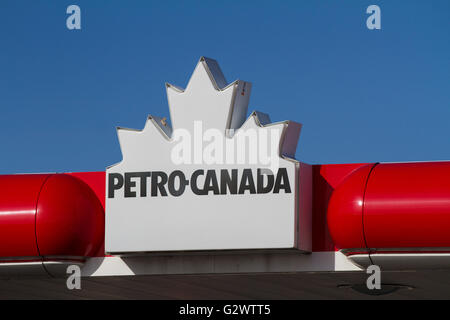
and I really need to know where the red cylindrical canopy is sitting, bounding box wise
[0,174,104,261]
[328,162,450,253]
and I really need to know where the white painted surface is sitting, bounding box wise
[105,57,308,253]
[82,251,362,277]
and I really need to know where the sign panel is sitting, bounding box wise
[105,57,307,253]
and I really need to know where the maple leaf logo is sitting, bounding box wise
[110,57,301,168]
[105,57,307,254]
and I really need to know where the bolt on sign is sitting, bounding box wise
[105,57,311,254]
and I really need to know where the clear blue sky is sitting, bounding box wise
[0,1,449,173]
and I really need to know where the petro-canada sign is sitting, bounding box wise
[105,57,311,254]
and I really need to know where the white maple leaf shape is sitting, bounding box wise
[110,57,302,169]
[105,57,305,253]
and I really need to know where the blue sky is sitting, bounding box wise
[0,1,449,173]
